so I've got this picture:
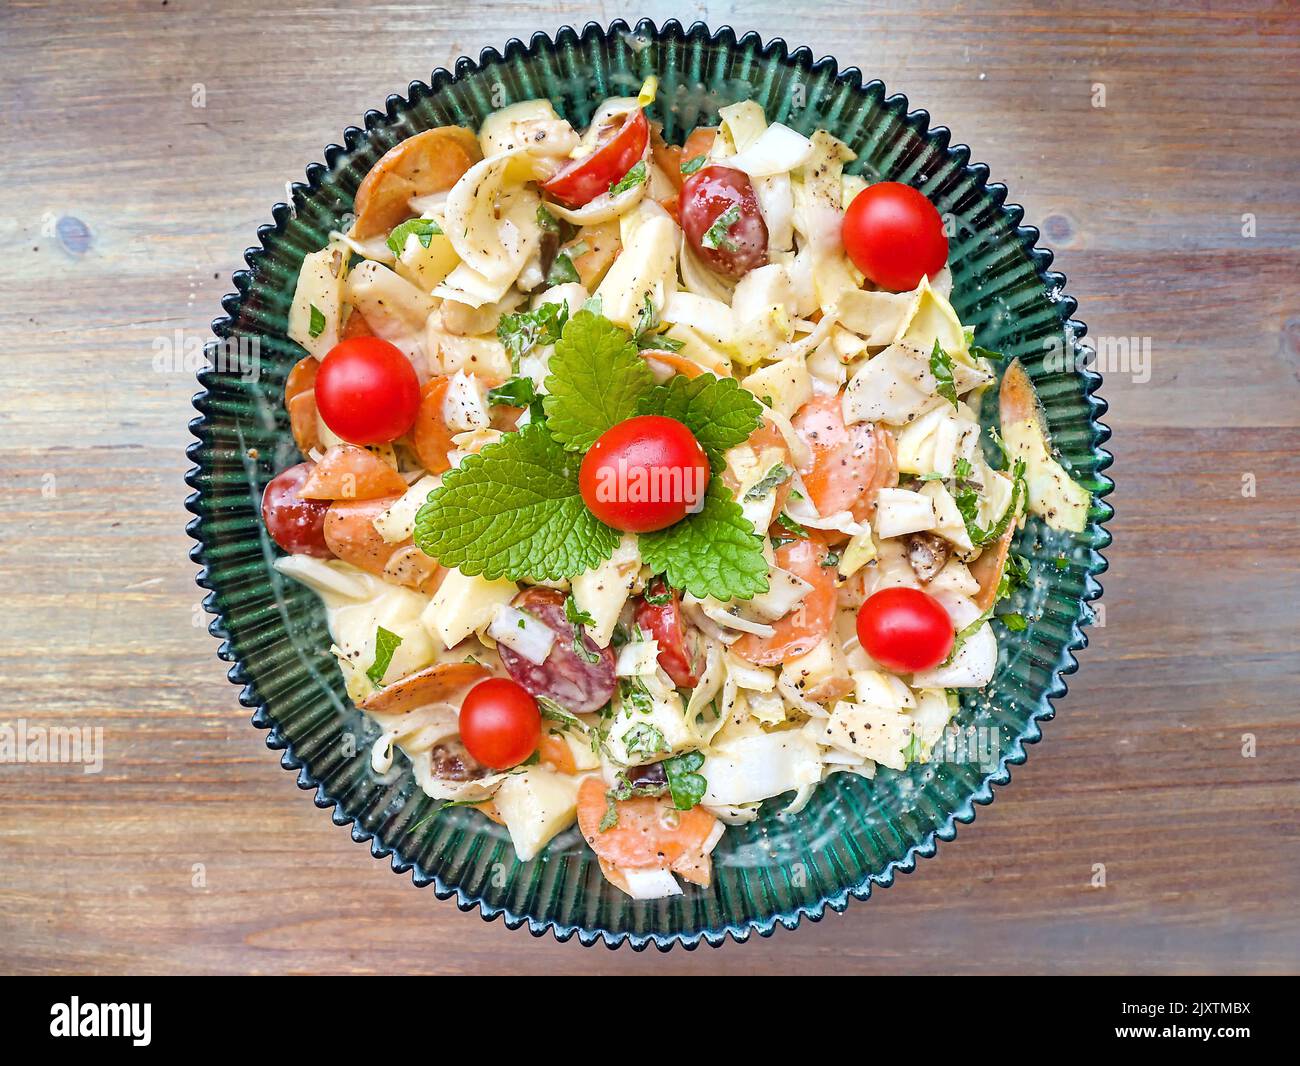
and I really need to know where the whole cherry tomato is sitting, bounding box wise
[679,164,768,279]
[314,336,420,445]
[542,109,649,209]
[579,415,710,533]
[856,587,954,673]
[261,462,332,557]
[841,182,948,292]
[458,677,542,770]
[635,578,701,687]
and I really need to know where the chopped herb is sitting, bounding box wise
[744,463,793,501]
[680,154,707,176]
[496,300,569,372]
[1000,613,1029,632]
[308,304,326,339]
[770,511,809,547]
[662,750,707,809]
[564,594,601,664]
[385,217,442,256]
[902,732,927,764]
[546,251,580,286]
[487,375,539,409]
[930,340,959,408]
[701,203,741,251]
[536,203,560,232]
[821,549,841,568]
[970,344,1006,362]
[618,675,654,716]
[366,626,403,686]
[1054,554,1069,570]
[624,722,668,758]
[609,160,648,195]
[642,578,673,607]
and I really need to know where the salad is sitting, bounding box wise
[261,77,1092,899]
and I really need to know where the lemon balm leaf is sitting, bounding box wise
[412,423,620,581]
[636,374,764,471]
[543,310,654,451]
[638,478,769,601]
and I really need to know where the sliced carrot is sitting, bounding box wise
[412,376,455,475]
[793,392,897,522]
[576,776,717,870]
[360,661,491,714]
[298,444,409,500]
[339,307,375,340]
[643,350,714,381]
[537,733,578,775]
[732,532,837,666]
[287,390,320,455]
[681,126,717,168]
[353,126,482,239]
[567,220,621,290]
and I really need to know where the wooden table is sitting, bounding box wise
[2,0,1297,976]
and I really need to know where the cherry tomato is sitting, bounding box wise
[314,336,420,445]
[679,165,768,279]
[579,415,710,533]
[841,182,948,292]
[856,587,954,673]
[261,462,332,557]
[635,578,701,687]
[458,677,542,770]
[542,109,649,209]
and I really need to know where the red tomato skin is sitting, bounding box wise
[841,182,948,292]
[679,165,769,279]
[579,416,710,534]
[458,678,542,770]
[542,110,649,209]
[314,337,420,446]
[261,462,332,557]
[856,587,954,673]
[635,580,700,687]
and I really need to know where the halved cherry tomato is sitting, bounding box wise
[298,443,409,500]
[842,182,948,292]
[731,532,837,666]
[458,677,542,770]
[679,164,768,279]
[856,587,954,673]
[261,462,332,557]
[315,336,420,446]
[579,415,710,533]
[542,109,649,209]
[411,376,455,474]
[635,578,701,688]
[792,392,898,522]
[576,776,717,870]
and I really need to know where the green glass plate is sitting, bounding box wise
[186,19,1113,949]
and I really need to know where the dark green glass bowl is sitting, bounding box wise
[186,19,1113,949]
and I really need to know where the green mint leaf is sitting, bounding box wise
[609,160,648,195]
[770,511,808,549]
[930,340,959,408]
[536,204,560,232]
[564,594,601,664]
[543,310,654,451]
[638,332,684,353]
[680,154,707,176]
[624,722,668,758]
[618,676,654,716]
[701,203,741,251]
[487,376,538,408]
[744,462,792,501]
[366,626,403,685]
[412,422,620,581]
[546,251,580,286]
[308,304,325,339]
[970,344,1006,362]
[635,373,763,471]
[663,750,707,809]
[638,477,769,601]
[497,301,568,373]
[385,218,442,256]
[901,732,927,765]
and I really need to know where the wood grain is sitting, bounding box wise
[1,0,1297,975]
